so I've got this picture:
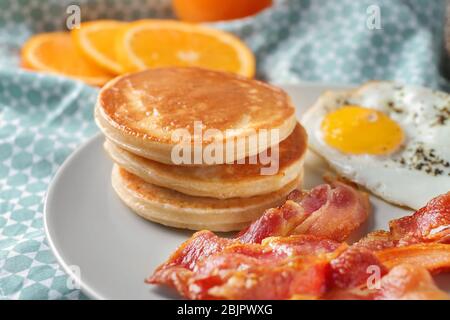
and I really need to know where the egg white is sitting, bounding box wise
[302,81,450,210]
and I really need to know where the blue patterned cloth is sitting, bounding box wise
[0,0,447,299]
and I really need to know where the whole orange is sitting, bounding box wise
[173,0,273,22]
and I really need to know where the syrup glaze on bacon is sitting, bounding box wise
[148,187,450,300]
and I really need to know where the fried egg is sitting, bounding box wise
[302,81,450,210]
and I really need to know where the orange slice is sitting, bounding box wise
[115,20,255,77]
[72,20,125,75]
[21,32,113,86]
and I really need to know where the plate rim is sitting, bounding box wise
[44,132,105,300]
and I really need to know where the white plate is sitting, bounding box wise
[44,84,450,299]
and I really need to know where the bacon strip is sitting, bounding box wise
[390,192,450,244]
[376,243,450,274]
[375,264,449,300]
[329,247,387,289]
[324,264,450,300]
[236,199,311,244]
[292,181,370,241]
[206,258,329,300]
[238,179,370,243]
[146,230,231,296]
[156,230,232,271]
[152,180,369,276]
[353,230,394,251]
[262,234,345,256]
[326,242,450,299]
[148,235,345,300]
[358,192,450,251]
[148,188,450,300]
[152,238,450,300]
[351,192,450,274]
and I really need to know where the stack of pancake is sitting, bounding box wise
[95,67,307,231]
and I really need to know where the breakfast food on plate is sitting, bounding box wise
[96,67,303,231]
[95,67,296,165]
[114,20,255,77]
[21,32,114,86]
[111,165,300,232]
[104,123,306,199]
[302,81,450,210]
[148,190,450,300]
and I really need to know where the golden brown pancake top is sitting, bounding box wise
[98,67,295,143]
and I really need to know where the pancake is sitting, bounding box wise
[95,67,296,165]
[105,123,307,199]
[111,164,302,232]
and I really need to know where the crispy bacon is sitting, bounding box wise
[292,181,370,241]
[390,192,450,244]
[238,180,370,243]
[353,230,395,251]
[148,187,450,300]
[329,247,387,289]
[146,230,232,296]
[152,180,368,277]
[159,230,232,270]
[170,241,449,300]
[325,246,449,300]
[325,264,450,300]
[149,229,232,292]
[148,235,344,299]
[375,264,449,300]
[376,243,450,274]
[263,234,346,257]
[236,200,310,244]
[357,192,450,252]
[206,258,330,299]
[350,193,450,274]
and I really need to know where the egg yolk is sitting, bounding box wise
[321,106,404,155]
